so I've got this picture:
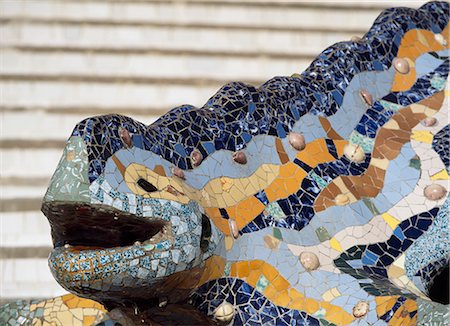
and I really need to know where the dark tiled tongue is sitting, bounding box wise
[42,202,166,248]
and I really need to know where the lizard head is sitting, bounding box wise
[42,114,223,309]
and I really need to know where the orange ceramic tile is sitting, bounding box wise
[236,261,251,278]
[83,316,97,326]
[263,284,278,299]
[265,162,307,202]
[297,139,339,167]
[153,165,167,177]
[302,298,320,315]
[271,275,290,292]
[226,196,266,229]
[247,270,262,286]
[334,140,347,157]
[376,296,398,317]
[62,294,105,310]
[289,288,304,301]
[204,207,230,235]
[261,263,279,282]
[276,290,292,306]
[393,24,449,91]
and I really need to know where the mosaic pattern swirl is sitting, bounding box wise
[1,1,449,325]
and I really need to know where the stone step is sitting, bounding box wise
[1,185,48,200]
[2,148,62,178]
[0,78,220,110]
[0,110,159,141]
[1,48,310,82]
[1,258,67,299]
[0,0,420,32]
[1,212,51,247]
[1,20,355,57]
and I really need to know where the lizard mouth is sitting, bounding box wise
[42,202,167,250]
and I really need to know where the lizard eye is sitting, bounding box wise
[137,178,158,192]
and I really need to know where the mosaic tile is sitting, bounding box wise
[2,2,450,325]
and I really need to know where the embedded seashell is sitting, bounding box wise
[288,132,306,151]
[353,301,369,318]
[351,35,362,42]
[214,302,235,323]
[119,127,132,148]
[64,244,71,249]
[229,219,239,239]
[190,150,203,167]
[359,89,373,106]
[335,194,350,206]
[420,117,437,127]
[299,251,320,271]
[434,33,447,46]
[393,57,410,74]
[343,144,365,163]
[172,166,185,179]
[424,184,446,201]
[134,241,141,246]
[232,151,247,164]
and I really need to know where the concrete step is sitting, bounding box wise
[1,48,310,82]
[0,78,220,110]
[2,148,62,178]
[0,0,421,32]
[0,20,355,57]
[0,111,159,141]
[1,212,51,247]
[1,258,67,299]
[1,185,48,200]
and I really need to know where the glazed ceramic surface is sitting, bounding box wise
[1,1,449,325]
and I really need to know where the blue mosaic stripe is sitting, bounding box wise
[355,61,449,138]
[191,277,321,326]
[70,2,449,183]
[240,58,448,235]
[362,207,439,278]
[334,206,441,299]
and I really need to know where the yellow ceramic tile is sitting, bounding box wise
[222,235,232,250]
[388,265,404,278]
[322,288,335,302]
[382,213,400,230]
[382,119,400,130]
[330,287,340,298]
[431,169,450,180]
[329,238,343,252]
[371,157,390,170]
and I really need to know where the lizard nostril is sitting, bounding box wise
[137,178,158,193]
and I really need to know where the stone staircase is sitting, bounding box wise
[0,0,427,302]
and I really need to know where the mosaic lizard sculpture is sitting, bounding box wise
[1,1,449,325]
